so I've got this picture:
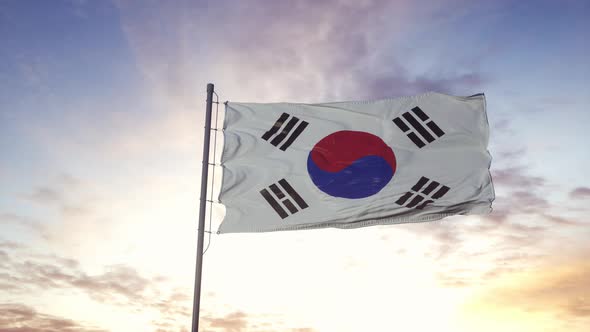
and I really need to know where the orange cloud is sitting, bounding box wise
[485,261,590,318]
[461,255,590,332]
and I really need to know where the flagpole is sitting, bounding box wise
[191,83,214,332]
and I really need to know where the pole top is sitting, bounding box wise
[207,83,214,93]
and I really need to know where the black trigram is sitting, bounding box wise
[261,113,309,151]
[393,106,445,148]
[260,179,309,219]
[395,176,450,209]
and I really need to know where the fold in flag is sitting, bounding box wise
[218,92,494,233]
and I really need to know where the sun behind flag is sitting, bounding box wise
[218,92,494,233]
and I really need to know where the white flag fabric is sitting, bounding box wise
[218,92,494,233]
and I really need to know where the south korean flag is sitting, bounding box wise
[218,92,494,233]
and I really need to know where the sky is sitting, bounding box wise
[0,0,589,331]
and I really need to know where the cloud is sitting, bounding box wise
[357,70,488,100]
[435,249,546,289]
[149,291,192,331]
[0,243,196,330]
[570,187,590,199]
[24,187,61,204]
[70,266,151,302]
[491,166,546,191]
[492,118,511,132]
[0,243,142,300]
[0,240,24,249]
[541,214,581,226]
[203,311,247,332]
[23,175,83,205]
[116,0,489,104]
[1,251,151,303]
[200,311,318,332]
[9,175,119,249]
[2,175,103,244]
[0,303,107,332]
[485,164,565,226]
[486,164,585,227]
[467,258,590,320]
[0,213,46,236]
